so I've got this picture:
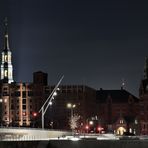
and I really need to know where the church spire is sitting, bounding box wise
[1,18,14,83]
[4,17,10,50]
[144,57,148,79]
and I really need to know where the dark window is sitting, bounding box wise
[15,91,20,97]
[22,99,26,104]
[28,91,33,96]
[28,85,32,89]
[11,105,14,109]
[62,90,66,93]
[16,85,20,89]
[3,87,8,91]
[23,105,26,110]
[3,92,9,96]
[23,91,26,98]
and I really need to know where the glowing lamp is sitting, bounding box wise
[85,125,89,129]
[33,112,37,117]
[23,112,26,116]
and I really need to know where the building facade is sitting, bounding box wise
[139,57,148,134]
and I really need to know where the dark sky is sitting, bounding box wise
[0,0,148,96]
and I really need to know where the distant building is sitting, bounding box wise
[139,57,148,134]
[44,85,97,129]
[96,89,140,135]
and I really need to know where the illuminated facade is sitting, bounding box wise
[1,18,13,84]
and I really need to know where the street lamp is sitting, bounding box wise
[32,112,38,128]
[67,103,76,118]
[67,103,77,134]
[39,75,64,129]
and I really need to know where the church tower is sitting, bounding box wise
[144,57,148,80]
[1,18,13,83]
[139,57,148,134]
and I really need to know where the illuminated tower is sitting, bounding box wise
[1,18,13,83]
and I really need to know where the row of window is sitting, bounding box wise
[2,91,34,97]
[5,110,33,116]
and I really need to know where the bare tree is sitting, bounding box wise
[69,115,80,131]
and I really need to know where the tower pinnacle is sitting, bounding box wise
[1,18,13,83]
[144,57,148,79]
[4,17,10,50]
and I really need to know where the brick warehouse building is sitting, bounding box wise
[0,19,147,135]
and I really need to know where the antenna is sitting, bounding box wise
[121,78,126,90]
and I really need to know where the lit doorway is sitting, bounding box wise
[116,127,126,135]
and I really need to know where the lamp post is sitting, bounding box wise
[67,103,76,118]
[39,75,64,129]
[67,103,76,134]
[32,112,37,128]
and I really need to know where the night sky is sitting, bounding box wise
[0,0,148,96]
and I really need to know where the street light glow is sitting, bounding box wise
[89,121,93,125]
[67,103,76,108]
[67,103,72,108]
[49,101,52,105]
[53,92,57,96]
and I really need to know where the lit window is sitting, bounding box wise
[2,54,4,62]
[4,70,8,77]
[8,71,11,77]
[120,120,124,124]
[135,120,138,124]
[8,54,11,62]
[4,55,8,62]
[129,128,132,133]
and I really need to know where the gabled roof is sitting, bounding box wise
[96,89,139,103]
